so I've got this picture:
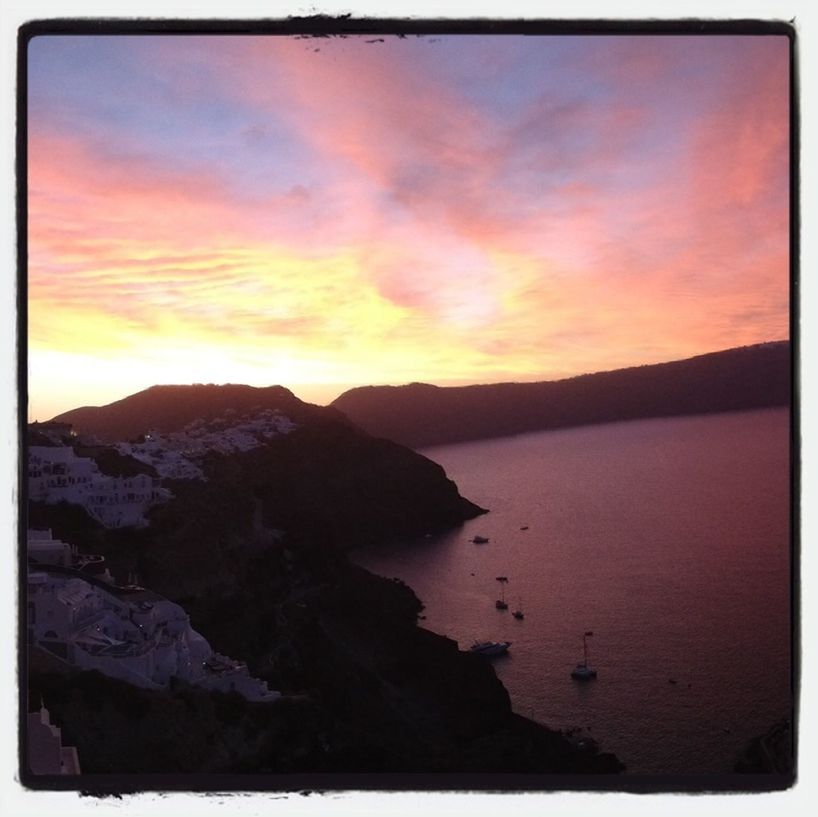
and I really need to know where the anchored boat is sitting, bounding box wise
[495,577,509,610]
[470,640,511,657]
[571,630,598,680]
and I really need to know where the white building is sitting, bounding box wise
[27,707,81,775]
[27,548,279,702]
[28,410,297,528]
[27,528,75,567]
[114,435,206,481]
[29,445,172,528]
[113,408,298,480]
[28,529,115,583]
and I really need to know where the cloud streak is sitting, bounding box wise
[27,34,790,419]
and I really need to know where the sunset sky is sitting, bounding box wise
[27,34,790,420]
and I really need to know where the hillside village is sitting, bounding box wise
[25,409,298,758]
[27,529,279,703]
[28,408,298,528]
[113,407,298,479]
[29,444,171,528]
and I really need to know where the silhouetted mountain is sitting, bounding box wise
[53,383,352,443]
[331,341,791,448]
[43,385,485,557]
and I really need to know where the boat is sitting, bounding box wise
[570,631,598,680]
[495,580,508,610]
[512,600,524,620]
[472,535,489,544]
[470,640,511,657]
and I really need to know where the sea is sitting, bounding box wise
[354,408,792,774]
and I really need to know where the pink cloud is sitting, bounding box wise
[28,35,790,404]
[28,123,384,264]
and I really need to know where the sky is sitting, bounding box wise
[26,33,790,420]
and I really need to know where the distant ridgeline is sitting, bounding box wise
[331,341,791,449]
[53,383,351,444]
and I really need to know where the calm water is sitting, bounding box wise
[355,409,792,774]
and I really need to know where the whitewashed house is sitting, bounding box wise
[27,706,81,775]
[29,445,171,528]
[28,529,115,583]
[112,409,298,480]
[27,532,279,702]
[27,528,75,567]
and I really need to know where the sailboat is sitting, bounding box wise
[512,600,524,620]
[495,577,508,610]
[570,630,598,680]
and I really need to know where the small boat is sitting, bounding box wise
[512,601,524,620]
[520,526,529,531]
[472,535,489,544]
[470,640,511,657]
[495,576,508,582]
[571,631,598,680]
[495,582,508,610]
[571,664,597,680]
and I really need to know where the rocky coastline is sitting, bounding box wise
[27,387,624,780]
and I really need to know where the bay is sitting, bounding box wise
[354,408,792,774]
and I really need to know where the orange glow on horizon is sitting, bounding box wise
[28,35,790,421]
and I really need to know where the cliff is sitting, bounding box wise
[28,538,622,776]
[331,341,791,449]
[29,385,622,777]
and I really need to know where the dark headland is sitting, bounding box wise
[31,385,622,780]
[331,341,791,449]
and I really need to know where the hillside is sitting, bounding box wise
[331,341,791,449]
[54,383,351,443]
[29,385,629,775]
[42,385,486,563]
